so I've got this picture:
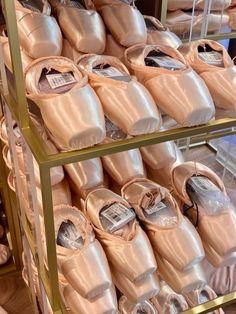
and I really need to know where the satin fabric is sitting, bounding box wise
[104,34,126,62]
[25,56,106,151]
[144,15,182,48]
[64,158,105,199]
[184,285,225,314]
[49,205,112,300]
[125,44,215,127]
[119,295,158,314]
[62,282,118,314]
[168,0,231,11]
[14,1,62,58]
[151,281,189,313]
[121,178,205,272]
[85,188,157,283]
[61,38,83,61]
[179,39,236,110]
[77,54,161,135]
[171,161,236,267]
[50,0,106,54]
[92,0,147,47]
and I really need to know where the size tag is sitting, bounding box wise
[198,51,224,67]
[146,56,185,70]
[101,203,135,232]
[93,66,126,77]
[190,176,218,192]
[46,73,76,89]
[145,200,167,215]
[57,220,83,250]
[105,117,127,140]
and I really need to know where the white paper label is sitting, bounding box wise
[145,200,167,215]
[105,117,127,140]
[198,51,224,67]
[191,176,217,192]
[146,56,185,70]
[101,203,135,228]
[13,126,21,139]
[46,73,76,89]
[93,67,126,78]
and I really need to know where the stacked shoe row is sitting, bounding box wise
[1,0,236,154]
[1,113,236,313]
[166,0,231,39]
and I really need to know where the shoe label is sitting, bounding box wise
[145,56,185,70]
[145,200,167,215]
[190,176,218,192]
[198,51,224,67]
[46,73,76,90]
[57,220,83,250]
[100,203,135,232]
[93,66,131,82]
[105,117,127,140]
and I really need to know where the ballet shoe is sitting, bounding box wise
[25,56,106,150]
[77,54,161,136]
[62,280,118,314]
[0,36,33,73]
[122,178,205,272]
[0,243,11,265]
[43,205,112,300]
[168,0,231,11]
[85,188,157,283]
[179,39,236,110]
[92,0,147,47]
[119,295,158,314]
[144,15,182,48]
[184,285,225,314]
[64,158,105,199]
[50,0,106,54]
[8,0,62,58]
[166,10,229,38]
[171,161,236,267]
[61,38,83,61]
[151,281,189,313]
[112,267,160,303]
[125,44,215,127]
[104,34,126,62]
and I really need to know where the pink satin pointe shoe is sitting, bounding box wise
[10,0,62,58]
[61,38,83,61]
[122,178,205,272]
[85,188,157,283]
[125,44,215,127]
[119,295,158,314]
[151,281,189,313]
[171,161,236,268]
[184,285,225,314]
[168,0,231,11]
[61,280,118,314]
[0,243,11,266]
[144,15,182,48]
[179,39,236,111]
[64,158,105,200]
[104,34,126,62]
[50,0,106,54]
[46,205,112,300]
[0,36,33,73]
[92,0,147,47]
[77,54,161,136]
[25,56,106,150]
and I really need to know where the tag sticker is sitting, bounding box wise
[93,66,126,78]
[145,200,167,215]
[57,220,83,250]
[145,56,185,70]
[198,51,224,67]
[101,203,135,232]
[46,73,76,89]
[190,176,218,192]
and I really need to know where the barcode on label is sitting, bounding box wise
[93,67,125,78]
[146,56,185,70]
[198,52,224,67]
[145,201,167,215]
[101,203,135,227]
[46,73,76,89]
[191,176,217,191]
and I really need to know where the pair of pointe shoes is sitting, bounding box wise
[25,54,161,151]
[166,10,229,38]
[168,0,231,11]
